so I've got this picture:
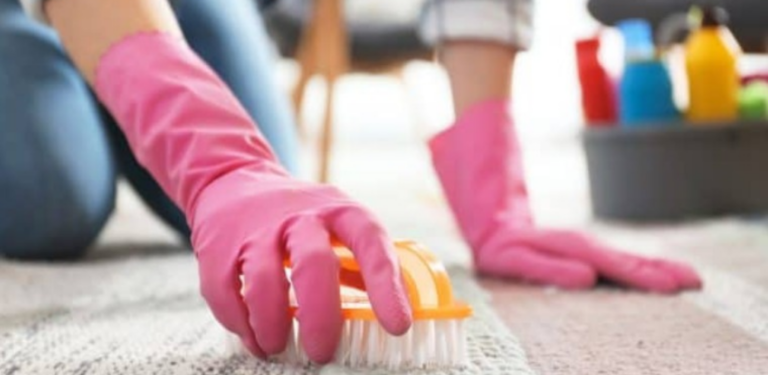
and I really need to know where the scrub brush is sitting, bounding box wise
[227,240,473,370]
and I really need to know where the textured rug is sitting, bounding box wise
[4,129,768,374]
[0,139,535,374]
[0,248,531,375]
[481,138,768,375]
[485,220,768,375]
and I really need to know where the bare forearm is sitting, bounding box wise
[45,0,182,84]
[439,41,517,117]
[419,0,528,116]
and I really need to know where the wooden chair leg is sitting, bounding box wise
[291,65,312,138]
[298,0,349,182]
[291,36,316,138]
[318,75,338,183]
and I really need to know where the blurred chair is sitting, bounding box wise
[263,0,432,182]
[587,0,768,52]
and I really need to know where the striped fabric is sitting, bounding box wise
[3,120,768,374]
[419,0,534,49]
[485,221,768,374]
[0,180,535,375]
[262,0,534,49]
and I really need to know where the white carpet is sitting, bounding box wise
[0,133,536,374]
[0,243,532,375]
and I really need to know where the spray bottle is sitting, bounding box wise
[617,19,679,126]
[576,35,617,126]
[684,6,740,123]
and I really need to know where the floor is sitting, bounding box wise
[278,9,768,370]
[4,119,768,374]
[4,1,768,373]
[4,60,768,375]
[320,92,768,374]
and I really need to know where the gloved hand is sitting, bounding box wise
[430,99,702,292]
[192,171,412,362]
[95,32,412,363]
[475,227,702,292]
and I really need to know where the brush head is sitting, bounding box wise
[227,240,472,370]
[225,308,469,370]
[254,316,468,370]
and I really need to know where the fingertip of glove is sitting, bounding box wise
[309,350,337,365]
[301,332,341,365]
[240,334,266,359]
[671,264,705,290]
[378,293,414,336]
[675,271,703,291]
[257,334,289,357]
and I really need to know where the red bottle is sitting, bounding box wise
[576,36,617,126]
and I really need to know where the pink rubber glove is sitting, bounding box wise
[429,99,702,292]
[95,33,412,362]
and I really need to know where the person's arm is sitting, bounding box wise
[45,0,182,84]
[419,0,530,116]
[418,0,702,292]
[32,0,412,363]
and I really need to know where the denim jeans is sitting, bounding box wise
[0,0,299,259]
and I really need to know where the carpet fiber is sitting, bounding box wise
[3,134,768,374]
[0,250,532,375]
[0,137,536,374]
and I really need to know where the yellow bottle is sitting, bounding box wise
[685,7,740,123]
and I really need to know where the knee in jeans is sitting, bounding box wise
[0,172,116,261]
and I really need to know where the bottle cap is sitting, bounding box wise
[617,19,655,61]
[701,6,729,27]
[576,37,600,54]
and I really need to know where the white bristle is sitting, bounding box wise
[365,322,377,365]
[401,326,413,366]
[225,317,468,370]
[224,316,469,370]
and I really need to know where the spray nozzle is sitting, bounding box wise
[700,6,729,27]
[617,18,656,61]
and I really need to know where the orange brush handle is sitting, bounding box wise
[284,240,472,321]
